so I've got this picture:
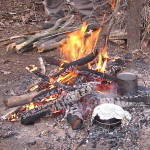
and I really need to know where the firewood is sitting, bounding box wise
[76,68,117,82]
[37,38,67,53]
[66,104,83,130]
[33,34,66,48]
[41,56,63,66]
[3,87,62,108]
[26,65,50,82]
[3,91,43,108]
[21,83,94,125]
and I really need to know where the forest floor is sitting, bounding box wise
[0,0,150,150]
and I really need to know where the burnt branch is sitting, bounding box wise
[76,68,117,82]
[21,83,94,125]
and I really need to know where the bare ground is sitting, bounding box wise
[0,0,150,150]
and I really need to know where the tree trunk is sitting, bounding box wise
[127,0,141,51]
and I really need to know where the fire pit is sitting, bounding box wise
[1,23,149,129]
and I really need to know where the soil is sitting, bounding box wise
[0,0,150,150]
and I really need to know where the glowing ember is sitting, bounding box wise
[9,113,18,121]
[59,22,101,62]
[57,72,78,84]
[29,84,39,92]
[26,65,37,72]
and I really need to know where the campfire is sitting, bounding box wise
[2,21,150,130]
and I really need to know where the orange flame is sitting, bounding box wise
[96,37,109,73]
[109,0,116,10]
[59,22,101,62]
[57,72,78,84]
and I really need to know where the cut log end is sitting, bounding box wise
[67,113,83,130]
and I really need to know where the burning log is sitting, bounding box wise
[1,106,22,120]
[66,103,83,130]
[26,65,50,82]
[3,91,43,108]
[20,83,94,125]
[3,87,62,108]
[76,68,116,82]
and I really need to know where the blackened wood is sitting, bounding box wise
[76,68,117,82]
[127,0,141,50]
[51,52,98,80]
[41,56,63,66]
[27,65,50,82]
[21,83,93,125]
[66,104,83,130]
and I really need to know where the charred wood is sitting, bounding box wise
[75,68,116,82]
[41,56,63,67]
[21,83,93,125]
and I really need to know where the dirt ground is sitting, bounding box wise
[0,0,150,150]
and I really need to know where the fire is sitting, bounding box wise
[57,72,78,84]
[26,65,37,72]
[109,0,116,10]
[59,22,101,62]
[96,37,109,73]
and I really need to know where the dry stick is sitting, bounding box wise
[0,31,39,42]
[33,34,66,48]
[16,27,79,53]
[37,38,67,53]
[37,31,91,53]
[14,15,79,52]
[73,138,86,150]
[106,0,122,37]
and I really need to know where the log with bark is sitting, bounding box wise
[3,91,43,108]
[20,83,94,125]
[3,87,62,108]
